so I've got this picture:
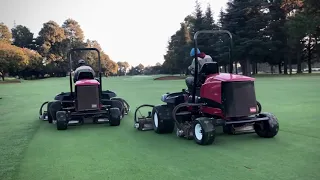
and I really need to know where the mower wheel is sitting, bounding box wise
[193,119,215,145]
[222,124,235,135]
[49,100,62,124]
[109,108,121,126]
[47,101,54,123]
[111,98,130,115]
[152,105,174,134]
[56,111,68,130]
[254,112,279,138]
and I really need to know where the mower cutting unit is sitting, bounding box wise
[39,48,130,130]
[134,30,279,145]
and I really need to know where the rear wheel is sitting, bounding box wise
[254,112,279,138]
[152,106,174,134]
[193,120,215,145]
[111,98,130,115]
[222,124,235,134]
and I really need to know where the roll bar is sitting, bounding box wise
[67,48,102,95]
[192,30,233,103]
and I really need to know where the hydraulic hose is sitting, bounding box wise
[172,102,205,130]
[111,97,131,114]
[39,101,49,116]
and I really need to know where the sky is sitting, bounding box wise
[0,0,227,67]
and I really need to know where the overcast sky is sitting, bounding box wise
[0,0,227,67]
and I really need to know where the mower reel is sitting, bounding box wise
[134,104,154,131]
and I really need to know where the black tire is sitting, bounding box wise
[56,111,68,130]
[47,102,54,123]
[254,112,279,138]
[110,99,125,120]
[111,98,130,115]
[49,100,62,124]
[109,108,121,126]
[222,124,234,135]
[152,106,174,134]
[193,120,215,145]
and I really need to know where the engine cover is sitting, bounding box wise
[221,81,257,118]
[76,85,100,111]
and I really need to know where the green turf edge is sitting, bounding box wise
[11,121,41,180]
[0,121,41,180]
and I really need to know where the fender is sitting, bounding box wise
[154,104,173,122]
[194,117,215,133]
[49,100,62,120]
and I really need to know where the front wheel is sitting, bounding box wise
[109,108,121,126]
[193,120,215,145]
[152,105,174,134]
[254,112,279,138]
[56,111,68,130]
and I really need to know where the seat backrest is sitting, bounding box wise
[77,71,94,81]
[199,62,219,75]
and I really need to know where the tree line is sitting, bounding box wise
[0,19,135,80]
[1,0,319,80]
[161,0,320,76]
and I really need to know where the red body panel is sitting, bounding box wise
[212,73,255,82]
[198,73,255,119]
[75,79,100,86]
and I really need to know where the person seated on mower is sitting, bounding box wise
[185,48,213,92]
[72,59,96,83]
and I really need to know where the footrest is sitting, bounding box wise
[63,107,75,110]
[176,111,192,116]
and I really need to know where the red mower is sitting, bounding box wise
[134,30,279,145]
[39,48,130,130]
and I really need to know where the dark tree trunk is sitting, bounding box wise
[297,51,302,73]
[240,59,251,76]
[307,35,312,73]
[255,63,258,74]
[284,57,288,74]
[251,62,256,75]
[224,65,227,73]
[235,61,238,74]
[270,65,274,74]
[289,57,292,75]
[278,62,282,74]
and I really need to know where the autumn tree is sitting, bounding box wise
[0,42,28,80]
[117,61,130,76]
[0,23,12,43]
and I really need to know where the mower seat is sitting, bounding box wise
[74,70,95,83]
[199,62,219,84]
[199,62,219,75]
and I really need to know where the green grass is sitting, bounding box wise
[0,75,320,180]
